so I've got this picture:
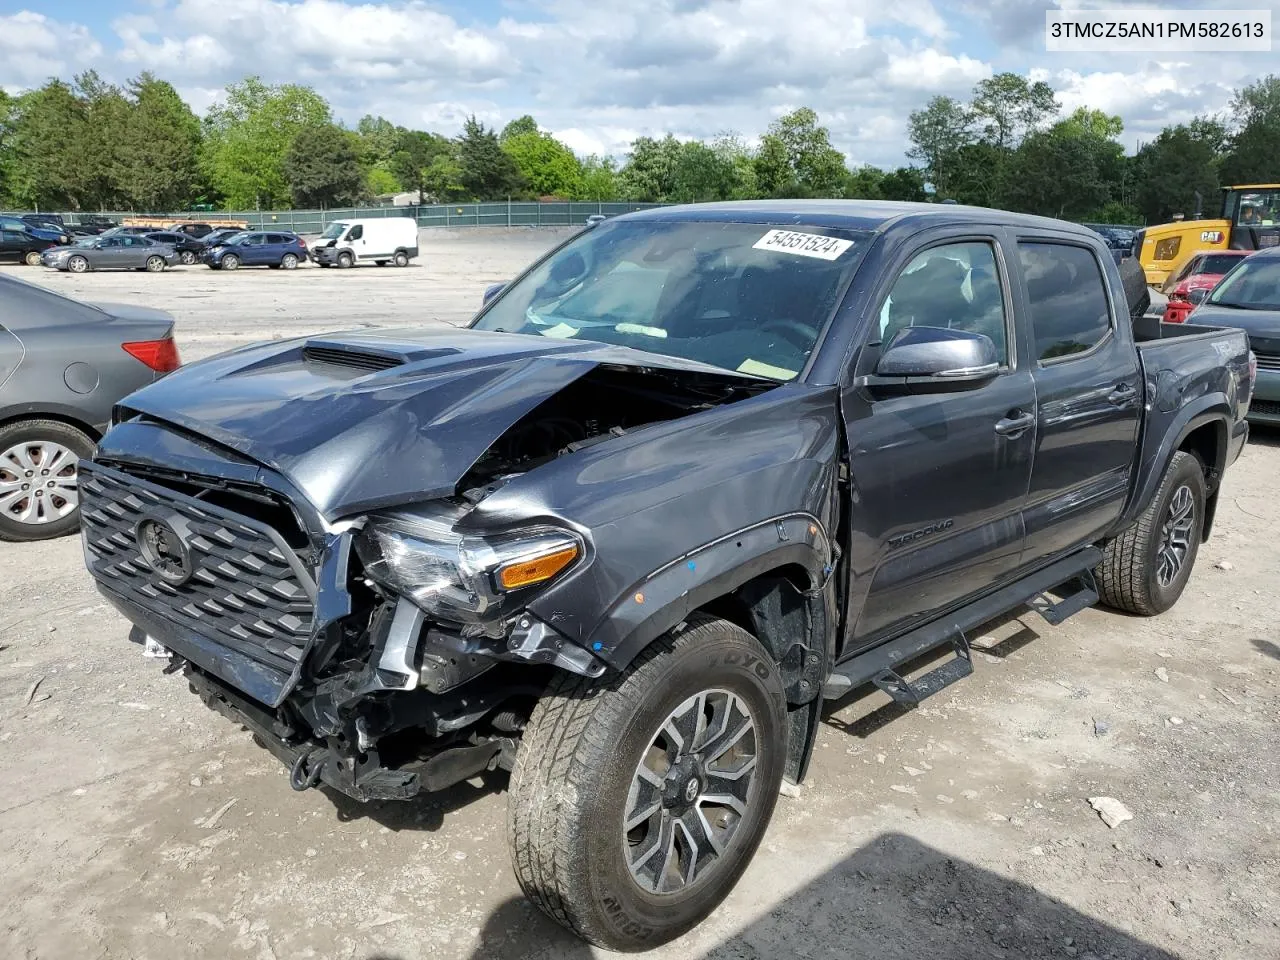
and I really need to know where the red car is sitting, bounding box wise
[1162,250,1251,322]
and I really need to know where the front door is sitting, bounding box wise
[0,231,23,263]
[1014,239,1142,566]
[241,235,268,264]
[842,234,1036,650]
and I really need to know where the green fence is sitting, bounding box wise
[4,201,666,235]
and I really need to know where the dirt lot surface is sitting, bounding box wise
[1,230,1277,960]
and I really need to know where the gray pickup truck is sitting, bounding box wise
[79,201,1252,949]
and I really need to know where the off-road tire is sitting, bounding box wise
[0,419,95,542]
[508,614,787,951]
[1096,451,1206,616]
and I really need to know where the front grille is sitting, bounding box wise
[1254,354,1280,371]
[79,462,314,673]
[1250,399,1280,417]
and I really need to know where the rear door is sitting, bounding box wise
[1014,238,1142,567]
[842,230,1037,648]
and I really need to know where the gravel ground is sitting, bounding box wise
[0,230,1277,960]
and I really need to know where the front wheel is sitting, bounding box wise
[221,254,240,271]
[67,255,88,274]
[508,614,787,950]
[337,252,354,269]
[180,250,197,265]
[1096,450,1206,616]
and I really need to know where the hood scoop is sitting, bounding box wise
[301,339,464,373]
[302,344,404,372]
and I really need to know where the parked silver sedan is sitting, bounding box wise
[42,234,179,273]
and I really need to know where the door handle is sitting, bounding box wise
[1108,382,1137,405]
[994,411,1034,437]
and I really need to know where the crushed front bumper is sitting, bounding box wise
[185,664,423,801]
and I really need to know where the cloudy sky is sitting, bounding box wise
[1,0,1277,167]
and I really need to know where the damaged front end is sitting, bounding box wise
[81,453,609,802]
[80,335,775,803]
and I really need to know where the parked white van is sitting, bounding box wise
[311,218,419,268]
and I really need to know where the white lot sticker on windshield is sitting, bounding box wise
[752,229,854,261]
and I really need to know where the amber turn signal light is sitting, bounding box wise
[497,545,580,590]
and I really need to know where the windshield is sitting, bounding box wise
[1200,254,1245,275]
[321,222,349,240]
[1235,189,1280,227]
[470,220,868,380]
[1208,256,1280,309]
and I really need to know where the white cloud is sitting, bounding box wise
[2,0,1277,169]
[0,12,103,91]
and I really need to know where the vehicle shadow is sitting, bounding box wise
[1246,423,1280,447]
[823,610,1043,739]
[448,832,1181,960]
[1252,637,1280,661]
[323,770,508,833]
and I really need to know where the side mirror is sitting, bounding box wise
[1187,287,1209,305]
[482,282,506,305]
[866,326,999,394]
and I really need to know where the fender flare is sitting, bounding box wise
[1122,395,1228,529]
[584,513,833,671]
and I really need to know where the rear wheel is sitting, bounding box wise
[393,250,410,268]
[221,254,240,271]
[281,253,299,270]
[67,255,88,274]
[1096,451,1206,615]
[508,614,787,950]
[145,256,166,273]
[0,420,95,542]
[24,251,42,266]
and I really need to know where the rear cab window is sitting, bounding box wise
[1018,242,1114,362]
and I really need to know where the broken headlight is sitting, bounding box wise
[354,507,583,637]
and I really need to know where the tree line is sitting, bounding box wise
[906,73,1280,224]
[0,69,1276,223]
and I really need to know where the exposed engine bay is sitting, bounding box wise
[459,363,777,496]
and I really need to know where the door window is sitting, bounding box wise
[347,225,364,241]
[1018,243,1113,362]
[878,241,1008,364]
[1,230,25,244]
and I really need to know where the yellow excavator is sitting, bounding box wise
[1137,184,1280,286]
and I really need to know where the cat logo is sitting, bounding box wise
[1199,230,1224,244]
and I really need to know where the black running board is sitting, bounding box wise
[823,548,1102,702]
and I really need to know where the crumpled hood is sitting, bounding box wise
[111,326,751,520]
